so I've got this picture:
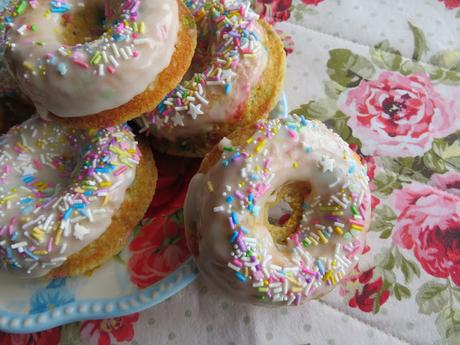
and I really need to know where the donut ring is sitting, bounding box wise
[139,0,286,157]
[5,0,197,128]
[0,116,156,278]
[185,116,371,305]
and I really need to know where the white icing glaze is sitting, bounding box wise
[140,0,268,142]
[185,116,372,305]
[5,0,179,117]
[0,116,139,278]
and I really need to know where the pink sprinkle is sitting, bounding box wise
[107,66,116,74]
[33,159,43,170]
[235,191,244,199]
[233,259,243,267]
[348,218,365,226]
[302,267,316,275]
[72,59,89,69]
[347,247,361,259]
[114,166,128,176]
[132,51,140,58]
[47,238,53,252]
[5,165,11,174]
[287,129,298,140]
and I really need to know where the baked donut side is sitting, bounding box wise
[5,0,197,128]
[140,0,286,157]
[51,140,156,278]
[185,116,372,306]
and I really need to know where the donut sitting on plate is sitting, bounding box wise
[0,116,156,278]
[184,115,371,305]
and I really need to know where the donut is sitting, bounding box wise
[138,0,286,157]
[0,116,157,278]
[184,115,372,305]
[4,0,197,128]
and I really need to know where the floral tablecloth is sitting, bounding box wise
[1,0,460,344]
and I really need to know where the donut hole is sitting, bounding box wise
[59,3,106,46]
[264,182,311,246]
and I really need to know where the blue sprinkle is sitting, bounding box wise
[63,208,73,221]
[21,205,34,215]
[240,226,250,234]
[226,196,234,203]
[316,259,325,275]
[235,272,246,282]
[222,160,229,167]
[230,231,239,243]
[72,203,85,209]
[252,206,260,216]
[231,212,239,225]
[10,232,18,241]
[300,115,309,126]
[305,146,312,153]
[225,83,231,94]
[348,162,355,174]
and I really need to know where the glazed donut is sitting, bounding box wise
[4,0,197,128]
[0,116,156,278]
[185,115,371,305]
[139,0,286,157]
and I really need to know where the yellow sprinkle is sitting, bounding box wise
[287,276,302,286]
[309,236,319,246]
[98,181,112,188]
[292,161,299,169]
[330,274,336,285]
[139,21,145,33]
[133,22,138,32]
[3,194,17,202]
[255,139,266,153]
[264,279,269,286]
[292,287,303,293]
[33,250,48,255]
[332,211,344,216]
[22,61,34,71]
[207,181,214,192]
[17,142,29,151]
[55,228,62,246]
[323,269,333,282]
[102,195,109,206]
[243,267,249,277]
[334,226,344,235]
[317,230,328,244]
[351,224,364,231]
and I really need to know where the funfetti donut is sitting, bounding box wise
[0,116,156,278]
[184,115,372,305]
[139,0,286,157]
[4,0,197,128]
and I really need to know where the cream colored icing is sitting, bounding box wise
[5,0,179,117]
[184,116,371,305]
[0,116,139,278]
[139,0,267,143]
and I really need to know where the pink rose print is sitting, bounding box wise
[301,0,325,5]
[431,171,460,197]
[340,267,390,313]
[254,0,292,24]
[80,313,139,345]
[0,328,61,345]
[392,180,460,285]
[438,0,460,9]
[275,29,295,55]
[340,71,457,157]
[128,213,190,288]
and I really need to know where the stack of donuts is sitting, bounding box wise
[0,0,372,307]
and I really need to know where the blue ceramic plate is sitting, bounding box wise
[0,93,288,334]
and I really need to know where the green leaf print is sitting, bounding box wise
[290,98,338,121]
[327,49,375,88]
[400,256,421,284]
[60,322,90,345]
[371,205,396,237]
[436,306,460,345]
[324,80,347,99]
[429,50,460,85]
[423,138,460,173]
[416,281,450,315]
[373,171,403,196]
[408,22,429,61]
[370,40,403,71]
[393,283,411,300]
